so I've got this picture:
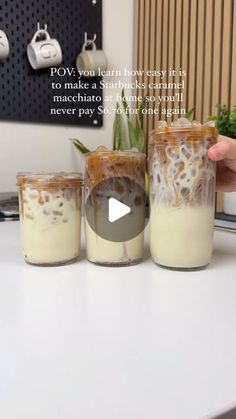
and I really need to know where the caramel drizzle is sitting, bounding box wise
[17,174,83,217]
[84,153,146,191]
[149,133,217,207]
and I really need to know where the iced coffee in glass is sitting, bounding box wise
[148,118,217,270]
[84,148,146,266]
[17,173,83,266]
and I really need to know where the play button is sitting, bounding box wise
[85,176,147,242]
[108,198,131,223]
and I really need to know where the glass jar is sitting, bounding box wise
[84,149,146,266]
[148,120,217,270]
[17,172,83,266]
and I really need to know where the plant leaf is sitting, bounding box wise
[113,90,147,151]
[128,119,145,151]
[138,95,148,123]
[121,88,130,119]
[113,104,129,150]
[135,114,145,151]
[119,101,131,149]
[71,138,91,154]
[128,120,138,148]
[206,105,236,138]
[185,107,195,120]
[112,103,121,150]
[136,123,145,151]
[136,96,148,151]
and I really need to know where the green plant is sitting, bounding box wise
[71,89,148,154]
[113,89,148,151]
[185,107,195,121]
[72,139,91,154]
[207,105,236,139]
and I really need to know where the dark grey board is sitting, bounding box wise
[0,0,103,126]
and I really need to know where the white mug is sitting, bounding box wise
[0,30,10,59]
[76,41,108,77]
[27,29,62,70]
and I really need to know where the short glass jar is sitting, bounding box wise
[17,172,83,266]
[84,149,146,266]
[148,119,217,270]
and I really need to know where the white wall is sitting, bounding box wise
[0,0,134,192]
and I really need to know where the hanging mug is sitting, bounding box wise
[0,30,10,59]
[76,41,108,77]
[27,29,62,70]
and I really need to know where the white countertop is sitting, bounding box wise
[0,221,236,419]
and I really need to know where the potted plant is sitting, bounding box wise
[207,105,236,216]
[71,89,149,191]
[72,89,147,153]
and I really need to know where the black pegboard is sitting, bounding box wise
[0,0,103,127]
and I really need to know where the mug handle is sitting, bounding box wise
[82,41,97,52]
[31,29,51,44]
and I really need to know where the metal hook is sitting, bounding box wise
[84,32,97,45]
[37,22,48,32]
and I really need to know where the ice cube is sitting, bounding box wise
[96,145,111,152]
[191,120,202,127]
[156,120,168,129]
[204,120,215,128]
[171,117,192,127]
[128,148,139,153]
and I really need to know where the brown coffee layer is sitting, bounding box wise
[84,151,146,191]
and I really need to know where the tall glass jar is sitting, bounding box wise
[17,173,83,266]
[84,149,146,266]
[148,120,217,270]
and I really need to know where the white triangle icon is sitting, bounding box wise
[108,198,131,223]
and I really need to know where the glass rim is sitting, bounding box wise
[149,127,217,146]
[85,150,146,158]
[149,125,217,137]
[16,172,83,187]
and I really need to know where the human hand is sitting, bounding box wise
[208,135,236,192]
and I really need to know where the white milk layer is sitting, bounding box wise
[85,218,144,265]
[20,187,81,265]
[150,205,215,268]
